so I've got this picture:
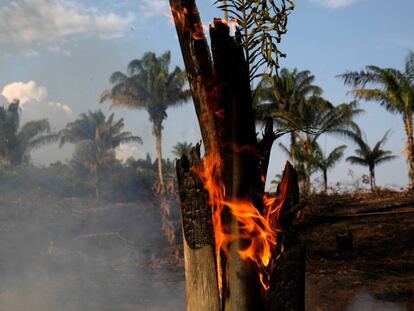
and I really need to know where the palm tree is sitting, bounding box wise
[100,51,190,193]
[0,100,56,165]
[254,69,362,192]
[338,51,414,189]
[171,141,193,158]
[255,68,322,165]
[296,98,362,194]
[314,143,347,193]
[279,139,308,191]
[346,130,397,190]
[59,110,142,200]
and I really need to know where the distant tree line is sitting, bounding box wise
[0,105,179,202]
[1,51,413,199]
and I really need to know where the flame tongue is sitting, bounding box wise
[194,151,288,293]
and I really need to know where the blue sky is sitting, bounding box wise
[0,0,413,190]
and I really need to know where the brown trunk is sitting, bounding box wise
[370,167,375,191]
[169,4,225,310]
[168,0,220,154]
[154,124,164,192]
[95,165,101,201]
[153,121,174,243]
[304,139,313,195]
[403,113,414,189]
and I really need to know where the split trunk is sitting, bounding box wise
[170,1,304,310]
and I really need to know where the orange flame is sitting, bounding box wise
[170,1,286,294]
[194,150,285,293]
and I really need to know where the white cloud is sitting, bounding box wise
[139,0,169,18]
[1,81,47,105]
[0,0,135,44]
[1,81,73,129]
[116,144,141,161]
[312,0,358,9]
[95,12,135,39]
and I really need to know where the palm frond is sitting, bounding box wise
[172,141,194,158]
[18,119,50,143]
[115,135,143,146]
[29,133,59,149]
[375,155,398,165]
[405,51,414,81]
[326,145,347,167]
[109,71,128,84]
[346,155,367,166]
[373,129,392,152]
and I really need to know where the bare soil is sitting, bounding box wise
[300,192,414,311]
[0,190,413,310]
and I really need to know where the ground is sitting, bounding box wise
[0,190,412,310]
[301,192,414,311]
[0,191,184,311]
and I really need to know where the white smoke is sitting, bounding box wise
[346,291,407,311]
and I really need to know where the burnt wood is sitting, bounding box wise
[209,19,266,311]
[176,145,220,311]
[176,145,214,249]
[170,1,304,310]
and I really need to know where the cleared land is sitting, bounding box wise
[0,191,412,310]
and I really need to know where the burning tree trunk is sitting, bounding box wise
[176,147,220,311]
[170,1,303,310]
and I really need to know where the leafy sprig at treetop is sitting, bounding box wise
[215,0,295,80]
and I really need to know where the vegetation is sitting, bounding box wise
[255,69,363,193]
[339,51,414,189]
[59,110,142,200]
[100,51,189,193]
[278,139,308,189]
[0,102,166,202]
[0,100,56,166]
[255,68,322,166]
[346,130,397,190]
[171,141,193,158]
[314,144,347,193]
[1,50,413,199]
[216,0,295,78]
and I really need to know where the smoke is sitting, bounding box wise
[346,291,407,311]
[0,193,184,311]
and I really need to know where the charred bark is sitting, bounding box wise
[169,0,219,154]
[269,242,306,311]
[170,1,304,310]
[209,19,266,311]
[270,162,305,311]
[176,146,220,311]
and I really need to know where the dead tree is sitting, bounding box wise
[171,0,303,310]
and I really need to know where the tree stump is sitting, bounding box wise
[170,1,305,310]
